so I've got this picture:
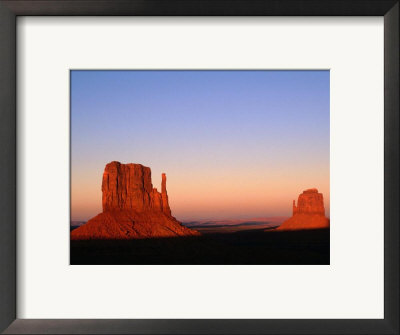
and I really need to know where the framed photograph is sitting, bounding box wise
[0,0,398,334]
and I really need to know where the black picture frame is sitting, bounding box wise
[0,1,398,334]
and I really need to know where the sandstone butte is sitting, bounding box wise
[276,188,330,231]
[71,161,200,240]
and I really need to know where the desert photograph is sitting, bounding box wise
[70,70,330,265]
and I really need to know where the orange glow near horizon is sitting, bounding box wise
[71,162,330,221]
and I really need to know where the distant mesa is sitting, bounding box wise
[71,161,200,240]
[277,188,330,231]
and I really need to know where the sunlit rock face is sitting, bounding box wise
[101,162,171,214]
[292,188,325,216]
[71,161,199,240]
[278,188,329,231]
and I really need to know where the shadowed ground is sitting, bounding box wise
[70,228,329,265]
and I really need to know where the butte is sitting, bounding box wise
[277,188,330,231]
[71,161,199,239]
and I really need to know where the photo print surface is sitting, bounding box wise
[70,70,330,265]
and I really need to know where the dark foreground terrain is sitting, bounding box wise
[70,228,329,265]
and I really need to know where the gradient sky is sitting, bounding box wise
[71,70,329,221]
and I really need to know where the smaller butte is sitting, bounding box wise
[277,188,330,231]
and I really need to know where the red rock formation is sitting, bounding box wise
[71,161,199,240]
[102,162,153,212]
[277,188,329,231]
